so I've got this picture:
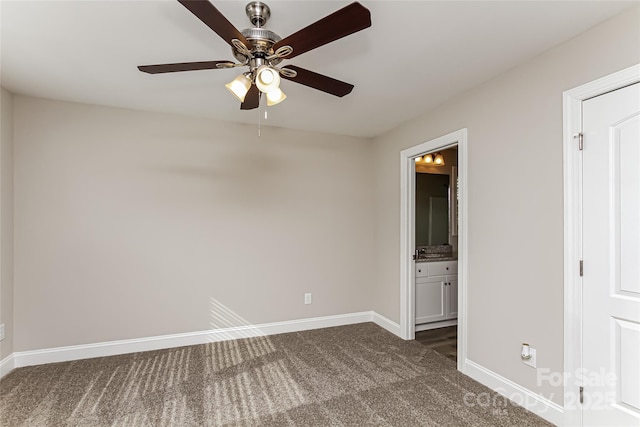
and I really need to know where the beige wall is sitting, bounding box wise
[1,88,15,359]
[372,6,640,405]
[13,97,375,351]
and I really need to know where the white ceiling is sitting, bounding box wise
[1,1,636,138]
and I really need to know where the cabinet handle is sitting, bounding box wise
[418,269,422,273]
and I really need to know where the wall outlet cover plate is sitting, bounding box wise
[523,348,536,368]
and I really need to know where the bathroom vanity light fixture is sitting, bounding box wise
[414,152,445,166]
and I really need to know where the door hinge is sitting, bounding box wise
[574,132,584,150]
[579,386,584,404]
[579,259,583,277]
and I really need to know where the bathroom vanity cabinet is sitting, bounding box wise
[415,260,458,326]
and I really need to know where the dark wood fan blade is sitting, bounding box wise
[178,0,252,49]
[281,66,354,97]
[240,85,260,110]
[138,61,232,74]
[273,2,371,59]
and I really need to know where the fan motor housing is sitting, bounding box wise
[232,3,283,65]
[232,28,282,64]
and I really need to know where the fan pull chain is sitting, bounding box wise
[263,95,268,121]
[256,93,269,137]
[258,94,267,136]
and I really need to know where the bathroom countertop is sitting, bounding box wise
[415,256,457,263]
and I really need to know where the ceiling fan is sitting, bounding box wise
[138,0,372,110]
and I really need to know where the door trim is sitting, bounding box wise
[563,64,640,426]
[399,128,468,373]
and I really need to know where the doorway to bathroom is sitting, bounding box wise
[414,146,459,362]
[399,129,468,372]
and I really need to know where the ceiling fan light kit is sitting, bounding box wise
[254,65,281,93]
[266,87,286,106]
[138,0,372,110]
[225,73,252,102]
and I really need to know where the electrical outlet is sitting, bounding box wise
[0,323,5,341]
[304,293,312,305]
[523,347,536,368]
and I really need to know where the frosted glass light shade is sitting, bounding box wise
[255,66,281,93]
[434,153,445,165]
[423,154,433,164]
[225,74,252,102]
[266,88,286,106]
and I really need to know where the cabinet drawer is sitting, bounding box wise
[416,264,429,277]
[428,261,457,276]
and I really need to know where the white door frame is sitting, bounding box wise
[400,128,468,372]
[563,64,640,426]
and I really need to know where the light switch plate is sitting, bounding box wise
[0,323,5,341]
[304,293,312,305]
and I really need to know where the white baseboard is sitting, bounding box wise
[372,312,401,336]
[463,359,564,426]
[2,311,401,377]
[0,353,15,378]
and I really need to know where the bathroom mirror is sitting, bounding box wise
[415,173,450,246]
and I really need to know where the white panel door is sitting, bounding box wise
[583,82,640,426]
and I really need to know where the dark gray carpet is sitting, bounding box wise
[0,323,551,426]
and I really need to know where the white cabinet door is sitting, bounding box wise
[446,276,458,319]
[416,275,446,324]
